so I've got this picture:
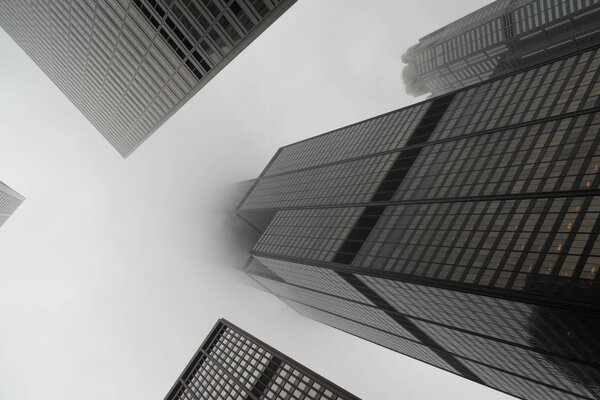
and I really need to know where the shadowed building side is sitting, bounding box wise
[0,0,297,157]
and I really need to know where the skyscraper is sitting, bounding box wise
[402,0,600,97]
[163,319,360,400]
[0,0,296,157]
[0,180,24,228]
[236,42,600,399]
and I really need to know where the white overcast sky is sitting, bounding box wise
[0,1,516,399]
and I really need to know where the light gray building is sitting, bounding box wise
[0,180,24,228]
[402,0,600,97]
[0,0,296,157]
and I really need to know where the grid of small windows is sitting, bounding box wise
[207,326,272,392]
[432,47,600,141]
[410,319,600,398]
[262,362,351,400]
[352,196,600,297]
[241,154,397,209]
[272,278,599,399]
[0,187,23,215]
[182,355,252,399]
[168,321,359,400]
[264,104,428,176]
[246,256,283,281]
[403,1,511,95]
[278,281,600,399]
[408,5,510,74]
[394,112,600,201]
[281,298,462,375]
[173,325,271,399]
[403,0,600,96]
[252,275,419,342]
[251,256,372,303]
[358,275,600,363]
[415,0,512,47]
[168,384,195,400]
[0,182,24,228]
[0,0,293,156]
[461,359,590,400]
[253,208,364,261]
[512,0,600,36]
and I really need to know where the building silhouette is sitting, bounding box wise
[402,0,600,97]
[0,180,24,228]
[163,319,360,400]
[0,0,296,157]
[237,39,600,399]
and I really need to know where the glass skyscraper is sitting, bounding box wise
[0,0,296,157]
[0,180,24,228]
[163,319,360,400]
[402,0,600,97]
[237,39,600,399]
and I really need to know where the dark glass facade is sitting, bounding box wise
[0,0,296,157]
[0,180,24,228]
[163,319,360,400]
[237,43,600,400]
[402,0,600,97]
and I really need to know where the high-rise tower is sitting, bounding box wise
[0,0,296,157]
[0,180,24,228]
[237,41,600,399]
[163,319,360,400]
[402,0,600,97]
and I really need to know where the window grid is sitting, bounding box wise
[264,103,429,176]
[358,275,600,364]
[352,196,600,296]
[168,321,358,400]
[0,182,24,228]
[241,154,397,209]
[253,208,364,261]
[403,0,600,95]
[394,112,600,201]
[251,256,372,303]
[0,0,293,156]
[432,48,600,140]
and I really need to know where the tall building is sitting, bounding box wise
[0,180,24,228]
[163,319,360,400]
[0,0,296,157]
[237,41,600,399]
[402,0,600,97]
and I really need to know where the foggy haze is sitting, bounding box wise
[0,1,514,399]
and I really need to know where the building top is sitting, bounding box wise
[401,0,600,96]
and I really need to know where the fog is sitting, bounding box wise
[0,1,514,399]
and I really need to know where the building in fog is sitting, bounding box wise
[402,0,600,97]
[163,319,360,400]
[0,0,296,157]
[237,40,600,400]
[0,180,24,228]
